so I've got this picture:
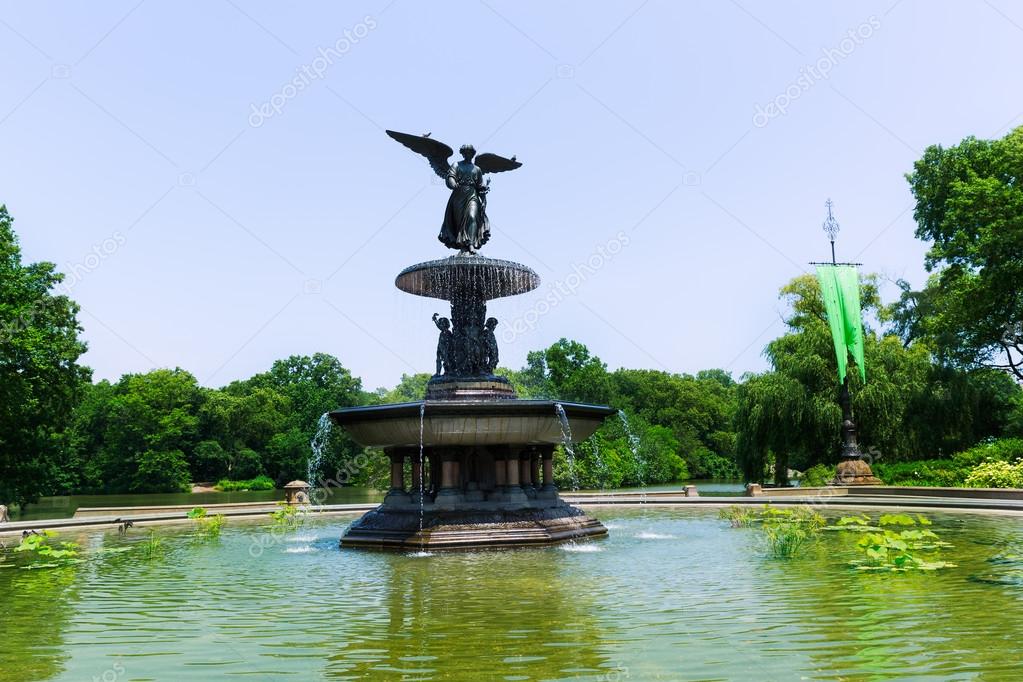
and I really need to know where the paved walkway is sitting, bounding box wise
[5,487,1023,537]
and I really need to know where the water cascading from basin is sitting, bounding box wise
[555,402,578,491]
[307,413,333,495]
[618,410,647,503]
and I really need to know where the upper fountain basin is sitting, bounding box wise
[330,400,616,449]
[395,255,540,301]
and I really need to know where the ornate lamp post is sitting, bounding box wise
[811,200,881,486]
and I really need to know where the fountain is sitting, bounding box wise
[329,130,616,549]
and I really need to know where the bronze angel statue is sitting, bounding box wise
[386,130,521,254]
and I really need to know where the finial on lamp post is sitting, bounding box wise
[822,198,840,265]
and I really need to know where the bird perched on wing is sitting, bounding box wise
[422,132,431,138]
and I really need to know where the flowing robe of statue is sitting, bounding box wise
[440,161,490,252]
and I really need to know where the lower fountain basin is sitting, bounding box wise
[330,400,616,449]
[341,503,607,550]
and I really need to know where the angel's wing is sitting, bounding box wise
[385,130,453,179]
[475,153,522,174]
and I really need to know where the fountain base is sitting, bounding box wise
[341,502,606,550]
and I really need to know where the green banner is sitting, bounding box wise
[815,265,866,384]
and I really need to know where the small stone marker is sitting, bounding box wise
[283,480,311,505]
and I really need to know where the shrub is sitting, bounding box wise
[872,459,968,487]
[799,463,833,487]
[964,460,1023,489]
[215,475,275,492]
[953,438,1023,468]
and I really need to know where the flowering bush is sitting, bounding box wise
[964,460,1023,489]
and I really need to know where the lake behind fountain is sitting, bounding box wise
[4,507,1023,680]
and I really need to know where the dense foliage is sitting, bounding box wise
[896,126,1023,380]
[0,206,90,507]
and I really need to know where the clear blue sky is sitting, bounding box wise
[2,1,1021,391]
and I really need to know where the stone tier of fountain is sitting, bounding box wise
[331,255,616,550]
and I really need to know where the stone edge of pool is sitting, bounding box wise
[4,486,1023,537]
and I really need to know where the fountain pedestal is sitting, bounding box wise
[331,400,614,549]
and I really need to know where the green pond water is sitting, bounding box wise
[3,507,1023,681]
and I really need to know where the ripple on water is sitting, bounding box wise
[635,532,675,540]
[284,546,315,553]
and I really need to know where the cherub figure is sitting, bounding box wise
[481,317,499,375]
[432,313,454,376]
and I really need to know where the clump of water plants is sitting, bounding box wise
[720,504,825,558]
[140,530,164,559]
[839,513,956,571]
[719,505,757,528]
[269,502,302,531]
[188,506,226,540]
[759,506,825,558]
[13,531,83,569]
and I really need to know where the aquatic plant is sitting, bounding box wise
[721,504,824,558]
[844,513,955,571]
[140,530,163,559]
[13,531,82,569]
[719,505,757,528]
[760,506,825,558]
[188,507,226,540]
[270,502,302,531]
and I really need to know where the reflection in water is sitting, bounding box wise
[323,547,616,679]
[2,510,1023,680]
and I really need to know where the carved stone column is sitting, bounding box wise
[538,445,557,499]
[435,448,463,508]
[520,450,536,499]
[530,448,541,491]
[383,448,412,506]
[504,447,528,504]
[410,449,425,504]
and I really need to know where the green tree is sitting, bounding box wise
[87,368,202,492]
[0,205,91,508]
[233,353,367,484]
[901,125,1023,380]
